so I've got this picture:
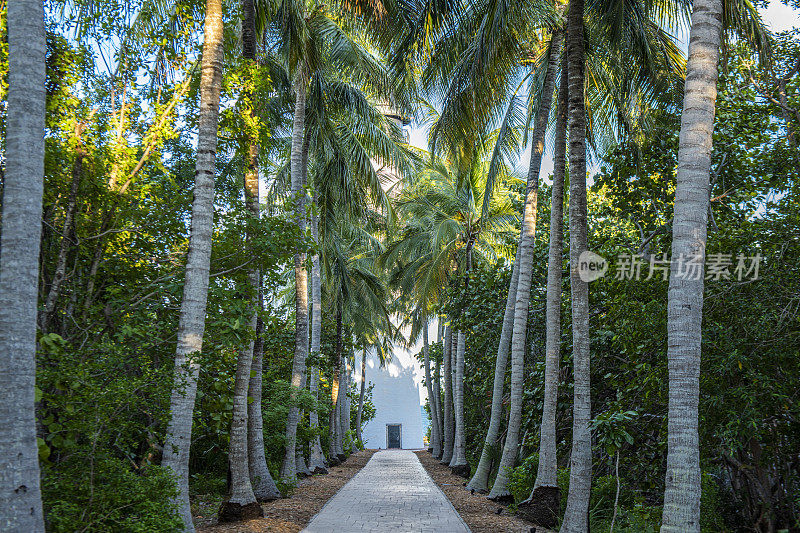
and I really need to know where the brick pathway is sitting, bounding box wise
[302,449,471,532]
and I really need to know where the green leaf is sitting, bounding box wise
[37,438,50,462]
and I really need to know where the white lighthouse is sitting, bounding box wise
[358,344,425,450]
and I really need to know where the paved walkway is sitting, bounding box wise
[302,449,470,533]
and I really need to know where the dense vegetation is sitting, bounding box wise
[0,0,798,532]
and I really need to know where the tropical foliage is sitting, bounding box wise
[0,0,798,531]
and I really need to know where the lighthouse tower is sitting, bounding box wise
[358,344,425,450]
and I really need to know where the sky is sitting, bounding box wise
[399,0,800,407]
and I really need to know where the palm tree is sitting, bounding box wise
[218,0,272,517]
[237,0,286,502]
[519,54,568,527]
[488,30,563,502]
[441,326,455,463]
[307,203,329,474]
[280,60,310,480]
[269,0,415,476]
[421,321,442,456]
[559,0,592,527]
[161,0,224,528]
[382,150,518,469]
[0,0,47,529]
[466,246,520,492]
[552,0,693,523]
[661,0,723,530]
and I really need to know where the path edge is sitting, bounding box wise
[411,450,473,532]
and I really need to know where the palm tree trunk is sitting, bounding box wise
[521,51,569,528]
[280,68,310,481]
[489,32,561,501]
[468,246,521,492]
[335,354,347,457]
[161,0,223,528]
[294,372,311,477]
[449,330,459,459]
[307,366,328,473]
[307,210,328,474]
[422,324,442,455]
[432,333,444,459]
[242,5,281,496]
[449,329,469,475]
[338,356,349,456]
[356,350,367,445]
[328,396,339,461]
[222,345,260,514]
[219,6,264,516]
[661,0,722,530]
[0,0,46,528]
[440,326,455,463]
[561,0,592,527]
[329,307,343,463]
[248,315,282,500]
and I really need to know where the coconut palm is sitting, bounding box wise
[161,0,224,528]
[660,0,767,530]
[217,0,274,517]
[280,60,311,480]
[0,0,47,529]
[558,0,592,525]
[519,54,568,527]
[266,0,415,477]
[393,0,684,503]
[487,30,563,501]
[382,149,518,469]
[307,202,329,474]
[321,216,395,454]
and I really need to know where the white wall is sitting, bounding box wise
[359,347,425,449]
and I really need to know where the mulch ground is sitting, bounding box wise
[415,450,540,533]
[196,449,377,533]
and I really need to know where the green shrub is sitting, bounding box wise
[43,458,182,533]
[189,472,227,497]
[589,474,618,523]
[508,453,539,503]
[701,471,728,532]
[616,502,662,532]
[276,474,296,497]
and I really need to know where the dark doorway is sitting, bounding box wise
[387,424,402,448]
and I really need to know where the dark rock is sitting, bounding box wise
[517,485,561,529]
[311,465,328,475]
[217,501,264,522]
